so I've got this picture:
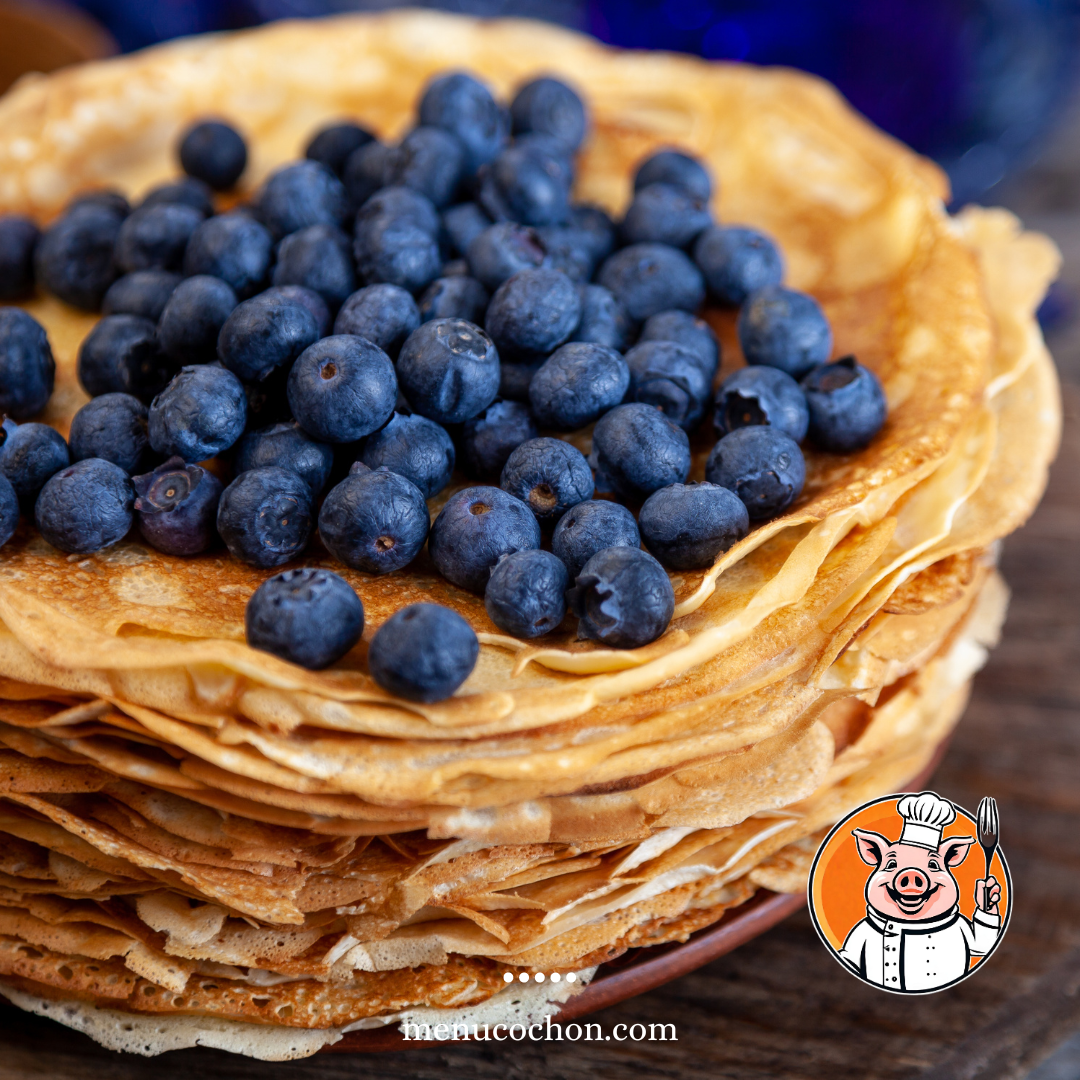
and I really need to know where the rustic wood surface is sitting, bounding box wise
[1,81,1080,1080]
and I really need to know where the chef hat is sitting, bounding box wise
[897,791,956,849]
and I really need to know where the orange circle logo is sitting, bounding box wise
[808,790,1011,994]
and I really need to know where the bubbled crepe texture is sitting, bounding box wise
[0,9,1062,1057]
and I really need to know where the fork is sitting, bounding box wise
[977,796,999,880]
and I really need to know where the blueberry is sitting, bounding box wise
[461,399,537,479]
[318,466,429,574]
[287,335,396,443]
[634,149,711,202]
[77,314,173,404]
[551,499,640,579]
[419,72,508,176]
[354,205,441,294]
[258,161,348,242]
[639,310,719,380]
[114,203,202,274]
[485,548,568,639]
[589,403,691,501]
[139,177,215,217]
[234,421,334,497]
[510,77,586,152]
[598,243,705,322]
[694,225,783,305]
[0,309,54,419]
[514,131,575,168]
[467,222,547,291]
[570,284,632,351]
[429,485,541,593]
[368,602,479,702]
[567,546,675,649]
[342,141,392,208]
[0,216,40,300]
[271,224,356,310]
[35,458,133,554]
[183,213,273,299]
[738,285,832,379]
[443,202,492,257]
[622,183,711,250]
[356,186,441,238]
[34,206,121,311]
[397,319,500,425]
[418,275,488,325]
[485,268,580,359]
[261,284,331,337]
[714,365,808,442]
[133,456,223,555]
[385,126,466,210]
[218,293,321,383]
[500,436,593,526]
[0,473,18,549]
[705,425,806,520]
[528,342,628,430]
[334,284,420,359]
[499,360,543,402]
[157,275,238,364]
[103,270,181,322]
[639,482,749,571]
[479,144,572,227]
[217,465,313,567]
[0,423,69,506]
[306,122,375,177]
[179,120,247,190]
[624,340,711,431]
[567,204,616,263]
[361,412,454,499]
[535,226,593,283]
[68,393,151,474]
[66,189,130,218]
[801,355,887,452]
[148,364,247,462]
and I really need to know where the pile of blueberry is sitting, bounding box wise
[0,70,886,702]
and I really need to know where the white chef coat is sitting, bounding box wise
[838,904,1001,991]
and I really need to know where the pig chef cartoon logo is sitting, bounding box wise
[808,791,1011,994]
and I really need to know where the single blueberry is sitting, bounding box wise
[621,183,711,250]
[633,150,711,202]
[318,466,429,574]
[133,456,222,555]
[246,567,364,670]
[342,141,392,208]
[528,342,629,430]
[272,224,356,309]
[418,276,489,325]
[486,548,568,638]
[738,285,832,379]
[354,212,441,295]
[305,122,375,177]
[639,310,719,380]
[183,213,273,299]
[217,465,312,568]
[257,161,348,242]
[567,204,616,263]
[589,403,691,501]
[510,77,586,152]
[694,225,783,305]
[157,275,238,364]
[715,365,809,442]
[361,412,455,499]
[179,119,247,190]
[500,436,593,526]
[479,143,572,228]
[598,243,705,322]
[429,485,541,593]
[801,355,887,453]
[624,340,712,431]
[418,72,508,176]
[35,458,133,554]
[334,284,420,359]
[570,284,632,352]
[77,314,173,404]
[639,482,749,570]
[0,215,40,300]
[287,335,397,443]
[261,285,331,337]
[103,270,181,322]
[514,131,575,168]
[461,399,537,479]
[535,225,594,283]
[0,473,18,549]
[705,425,806,520]
[397,319,500,425]
[68,393,151,474]
[443,202,492,257]
[114,203,202,274]
[499,360,543,402]
[139,177,215,217]
[356,186,441,236]
[0,423,69,506]
[218,293,321,383]
[466,222,547,291]
[235,421,334,497]
[148,364,247,462]
[66,189,130,218]
[0,309,54,419]
[485,268,580,360]
[385,126,466,210]
[368,602,479,702]
[551,499,640,579]
[567,546,675,649]
[34,205,121,311]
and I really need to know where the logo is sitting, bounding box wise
[808,791,1010,994]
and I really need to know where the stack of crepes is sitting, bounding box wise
[0,11,1061,1059]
